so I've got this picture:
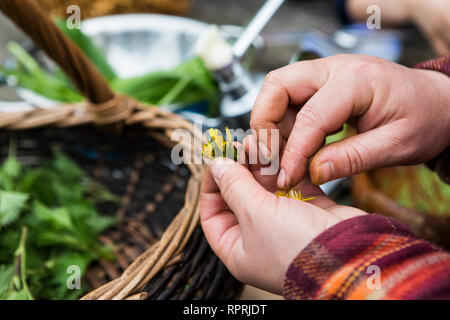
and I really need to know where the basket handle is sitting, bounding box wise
[0,0,114,104]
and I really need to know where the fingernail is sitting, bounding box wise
[258,141,271,160]
[318,161,335,185]
[210,158,233,184]
[277,169,286,189]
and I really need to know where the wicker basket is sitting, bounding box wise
[37,0,190,18]
[0,0,241,300]
[352,168,450,250]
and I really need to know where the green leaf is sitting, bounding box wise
[85,215,118,235]
[2,156,22,180]
[112,57,219,115]
[45,251,92,300]
[32,202,74,231]
[5,288,33,300]
[2,42,83,103]
[0,191,29,227]
[35,231,83,250]
[0,149,119,299]
[55,18,117,82]
[51,148,84,180]
[0,265,14,296]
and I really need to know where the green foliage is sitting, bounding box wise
[0,42,84,102]
[0,145,119,300]
[0,191,29,227]
[112,57,219,116]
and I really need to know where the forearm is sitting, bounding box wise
[283,214,450,300]
[346,0,411,25]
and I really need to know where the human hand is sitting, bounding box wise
[200,137,365,294]
[407,0,450,55]
[347,0,450,55]
[250,54,450,190]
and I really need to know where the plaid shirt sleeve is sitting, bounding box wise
[283,214,450,300]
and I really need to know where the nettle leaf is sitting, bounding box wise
[6,288,33,300]
[0,191,29,227]
[51,148,84,180]
[0,228,21,261]
[0,147,119,299]
[85,215,118,236]
[19,169,56,206]
[35,231,82,250]
[32,202,74,231]
[0,264,14,296]
[2,156,22,180]
[0,156,22,190]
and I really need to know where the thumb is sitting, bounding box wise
[310,125,408,185]
[210,158,272,219]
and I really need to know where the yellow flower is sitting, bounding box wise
[275,189,316,202]
[202,127,237,160]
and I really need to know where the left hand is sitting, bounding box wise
[200,137,366,294]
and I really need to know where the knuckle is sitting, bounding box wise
[389,134,415,162]
[284,143,303,158]
[249,118,263,130]
[362,60,384,80]
[264,70,283,87]
[283,144,309,167]
[220,167,248,203]
[297,104,322,127]
[344,142,372,174]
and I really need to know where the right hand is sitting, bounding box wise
[250,54,450,190]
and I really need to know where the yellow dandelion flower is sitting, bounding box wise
[275,189,316,202]
[202,127,237,160]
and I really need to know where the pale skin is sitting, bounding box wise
[200,54,450,294]
[347,0,450,55]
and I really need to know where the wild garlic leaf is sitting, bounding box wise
[0,191,29,227]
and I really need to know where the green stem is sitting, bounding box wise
[157,74,192,106]
[9,137,17,158]
[15,227,33,300]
